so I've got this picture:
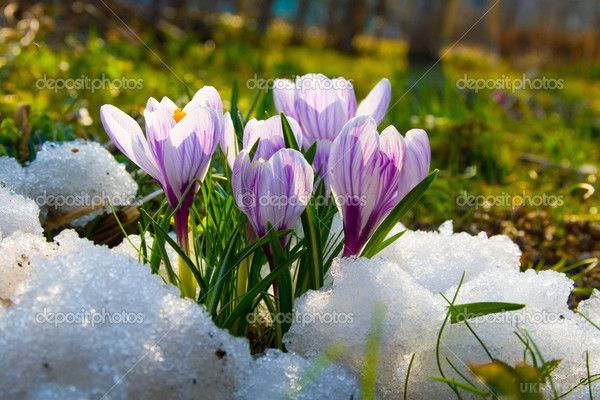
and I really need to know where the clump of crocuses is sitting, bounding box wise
[100,75,431,302]
[100,86,226,298]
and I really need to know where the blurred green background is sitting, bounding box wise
[0,0,598,297]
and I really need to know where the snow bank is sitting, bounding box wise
[0,230,251,399]
[286,222,600,398]
[236,349,359,399]
[0,141,137,225]
[0,230,358,400]
[0,185,43,238]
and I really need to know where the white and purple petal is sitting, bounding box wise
[220,112,239,170]
[356,78,391,125]
[183,86,223,115]
[273,79,298,120]
[100,104,162,182]
[243,115,303,161]
[294,74,347,142]
[332,77,357,119]
[161,107,220,206]
[398,128,431,199]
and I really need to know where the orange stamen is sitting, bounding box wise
[173,108,187,123]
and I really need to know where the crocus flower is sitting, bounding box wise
[100,86,222,297]
[273,73,391,182]
[328,115,430,256]
[232,148,313,243]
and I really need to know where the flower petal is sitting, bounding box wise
[295,74,347,142]
[144,103,175,165]
[312,139,332,181]
[100,104,162,182]
[255,148,314,235]
[243,115,303,160]
[161,107,219,206]
[379,125,405,170]
[183,86,223,115]
[159,96,178,114]
[328,116,381,235]
[220,112,239,170]
[332,77,357,119]
[398,128,431,199]
[232,150,259,228]
[273,79,298,120]
[356,78,391,125]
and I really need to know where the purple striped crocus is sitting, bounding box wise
[232,148,313,244]
[328,116,431,256]
[273,74,391,182]
[100,86,223,297]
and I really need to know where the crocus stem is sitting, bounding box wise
[264,245,279,301]
[264,245,283,348]
[175,208,196,299]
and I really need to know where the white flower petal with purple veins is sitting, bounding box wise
[273,79,298,120]
[294,74,347,142]
[219,112,239,170]
[183,86,223,115]
[232,150,259,224]
[332,77,357,119]
[159,96,178,114]
[312,139,332,186]
[398,128,431,199]
[328,115,405,256]
[243,115,303,161]
[379,126,406,168]
[144,103,175,166]
[161,107,220,207]
[100,104,162,182]
[145,97,161,112]
[356,78,391,125]
[232,149,313,238]
[271,74,394,197]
